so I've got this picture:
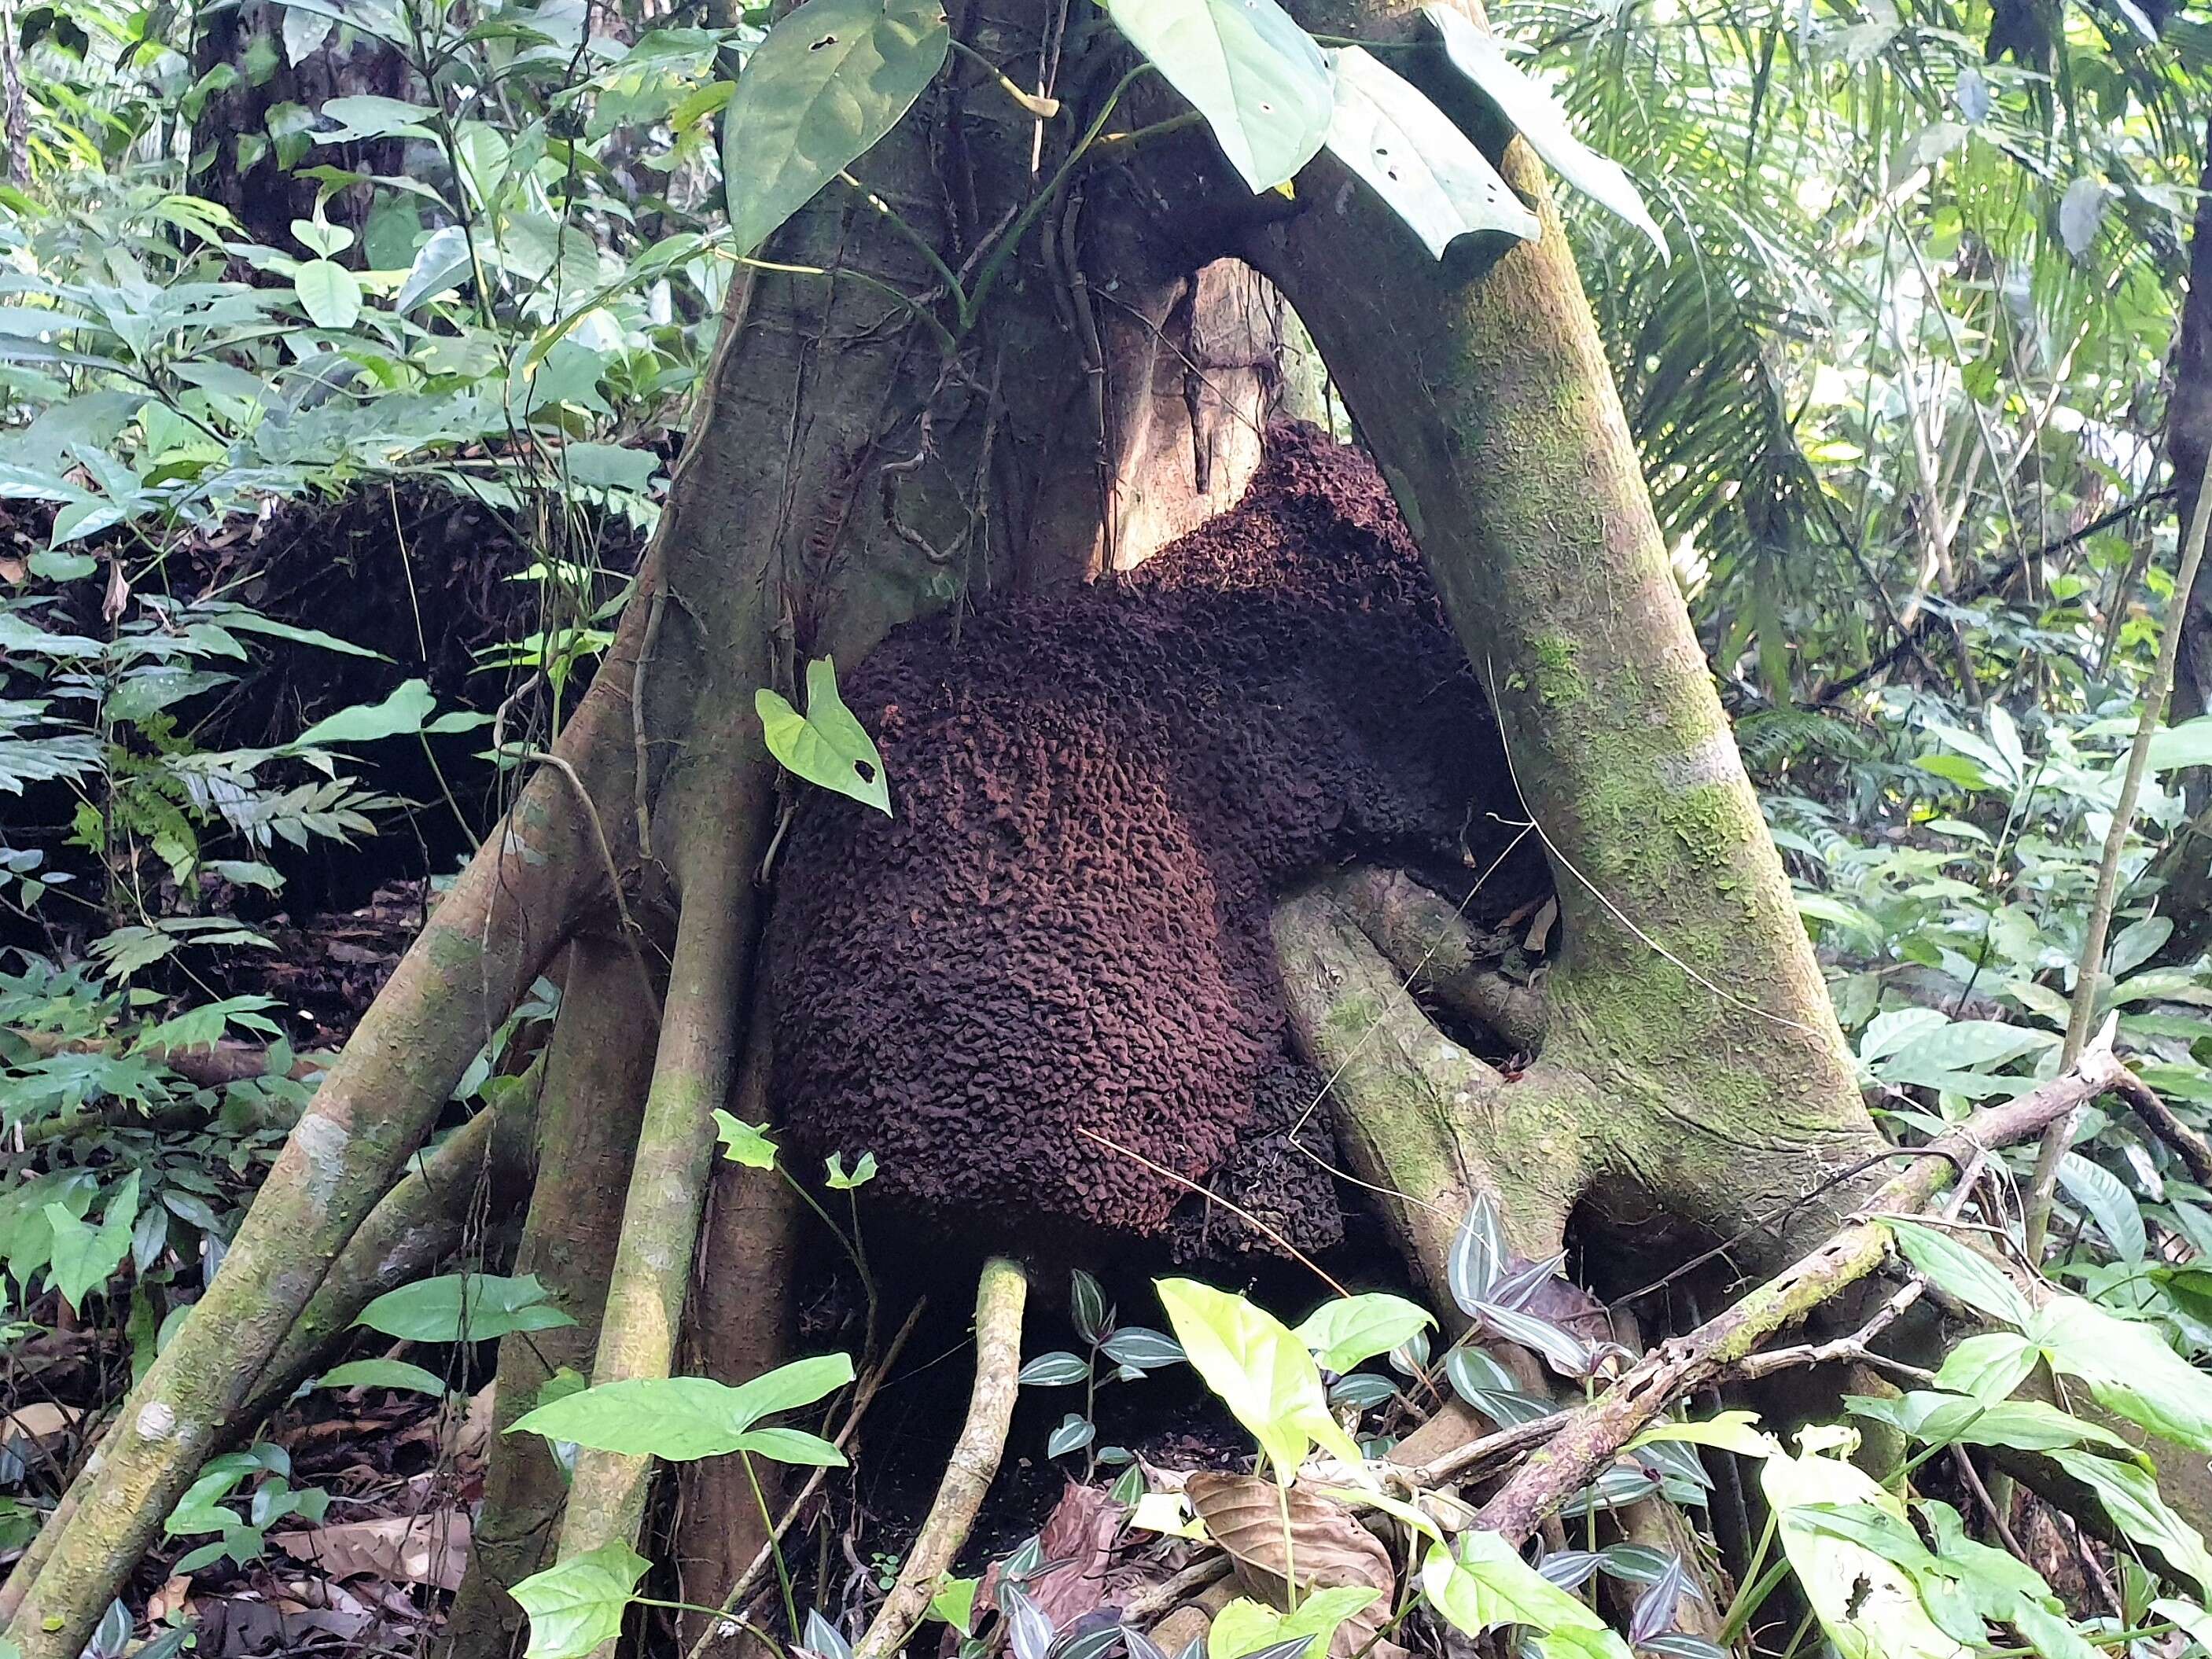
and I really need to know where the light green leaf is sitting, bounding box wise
[513,1539,650,1659]
[756,657,891,815]
[293,679,437,747]
[1423,1533,1620,1647]
[1209,1588,1379,1659]
[731,1425,850,1466]
[318,94,440,140]
[217,612,388,660]
[1294,1291,1434,1373]
[1319,48,1539,259]
[1158,1277,1364,1478]
[294,259,363,329]
[1102,0,1332,193]
[2048,1448,2212,1595]
[292,217,354,257]
[1627,1410,1775,1459]
[722,0,951,255]
[2030,1294,2212,1453]
[930,1576,981,1635]
[1887,1219,2033,1328]
[1874,1021,2052,1088]
[511,1354,852,1460]
[1846,1391,2136,1456]
[712,1109,778,1168]
[1421,6,1664,258]
[511,1377,775,1459]
[46,1172,138,1309]
[1761,1439,1972,1659]
[396,226,474,312]
[720,1352,856,1429]
[355,1272,576,1342]
[1930,1332,2041,1402]
[2148,719,2212,772]
[314,1359,450,1394]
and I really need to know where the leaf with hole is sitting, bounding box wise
[757,657,891,814]
[1422,6,1663,258]
[1319,47,1537,259]
[1103,0,1331,193]
[721,0,951,256]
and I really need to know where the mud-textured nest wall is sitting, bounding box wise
[768,427,1524,1252]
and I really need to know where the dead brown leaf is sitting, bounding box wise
[1029,1481,1122,1628]
[1184,1473,1397,1659]
[274,1510,471,1592]
[0,1401,80,1442]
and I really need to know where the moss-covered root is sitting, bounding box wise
[2,660,639,1659]
[445,936,661,1659]
[0,1093,535,1628]
[673,979,803,1657]
[1252,0,1877,1264]
[1272,881,1590,1298]
[855,1258,1029,1659]
[1319,866,1548,1053]
[552,849,759,1619]
[247,1087,539,1422]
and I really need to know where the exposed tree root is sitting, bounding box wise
[557,855,756,1591]
[675,978,804,1658]
[1,1087,536,1625]
[2,627,643,1659]
[853,1257,1028,1659]
[446,936,661,1657]
[1471,1033,2130,1543]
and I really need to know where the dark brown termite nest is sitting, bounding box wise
[768,425,1533,1258]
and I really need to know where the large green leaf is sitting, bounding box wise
[1103,0,1332,193]
[44,1172,137,1309]
[756,657,892,815]
[721,0,950,256]
[1319,48,1538,259]
[1423,1533,1625,1654]
[513,1539,650,1659]
[1157,1277,1363,1478]
[2048,1449,2212,1596]
[509,1354,855,1461]
[2030,1295,2212,1454]
[1422,5,1665,258]
[1887,1219,2033,1329]
[355,1271,577,1343]
[1845,1390,2136,1456]
[293,259,363,329]
[293,679,437,748]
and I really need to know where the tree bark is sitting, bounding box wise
[444,936,660,1657]
[1253,0,1880,1268]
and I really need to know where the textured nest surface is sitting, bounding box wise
[768,426,1526,1254]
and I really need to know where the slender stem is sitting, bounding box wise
[961,64,1152,337]
[1716,1516,1781,1646]
[742,1451,799,1640]
[2024,442,2212,1257]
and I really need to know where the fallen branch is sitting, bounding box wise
[853,1257,1028,1659]
[2110,1068,2212,1189]
[1471,1031,2129,1544]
